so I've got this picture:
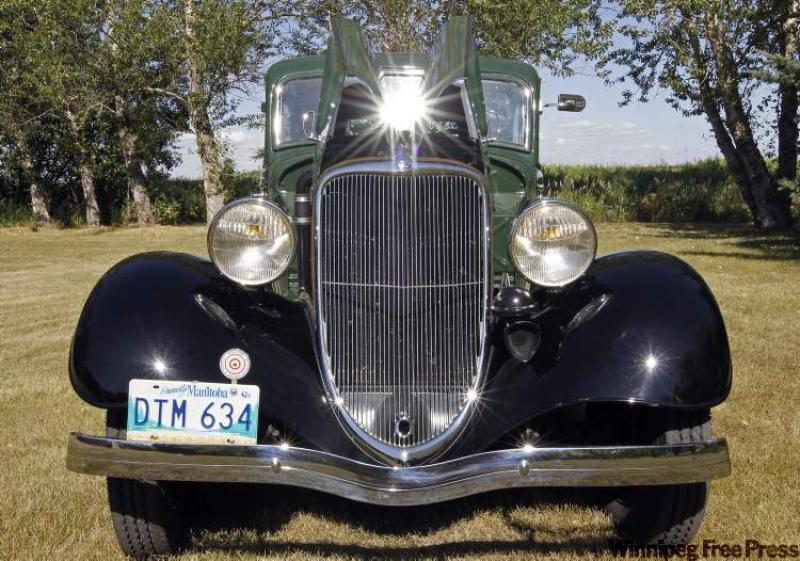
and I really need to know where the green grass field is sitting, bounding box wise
[1,224,798,560]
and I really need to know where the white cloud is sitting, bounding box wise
[557,119,598,129]
[541,116,717,165]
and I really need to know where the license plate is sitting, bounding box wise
[126,380,259,445]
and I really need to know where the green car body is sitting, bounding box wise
[262,18,542,294]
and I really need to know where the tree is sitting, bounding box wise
[18,0,109,226]
[754,1,799,193]
[99,0,186,225]
[287,0,613,75]
[285,1,455,53]
[609,0,796,230]
[149,0,285,223]
[0,1,52,226]
[5,0,189,227]
[0,112,52,227]
[468,0,614,76]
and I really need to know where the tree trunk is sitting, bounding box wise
[15,136,50,226]
[119,125,156,226]
[64,108,101,226]
[79,157,101,227]
[184,0,225,224]
[686,21,760,223]
[777,5,799,186]
[706,13,792,229]
[699,94,760,222]
[192,103,225,223]
[777,85,799,185]
[29,181,50,227]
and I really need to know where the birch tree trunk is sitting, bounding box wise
[119,124,156,225]
[16,138,50,226]
[107,14,156,227]
[777,3,799,186]
[191,98,225,223]
[78,158,101,226]
[65,108,101,226]
[706,14,792,229]
[699,93,760,222]
[184,0,225,224]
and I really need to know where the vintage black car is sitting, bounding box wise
[66,17,731,558]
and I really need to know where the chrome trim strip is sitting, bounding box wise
[312,160,493,465]
[67,433,731,507]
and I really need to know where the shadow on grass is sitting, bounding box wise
[186,484,610,559]
[639,223,800,261]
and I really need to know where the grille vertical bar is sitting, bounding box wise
[318,171,487,450]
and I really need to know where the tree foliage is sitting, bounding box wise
[284,0,613,76]
[468,0,614,76]
[98,0,187,224]
[0,0,184,226]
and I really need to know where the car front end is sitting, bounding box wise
[66,16,731,558]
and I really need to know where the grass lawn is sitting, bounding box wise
[0,223,798,560]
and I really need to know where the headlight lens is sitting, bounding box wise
[208,198,295,285]
[509,200,596,287]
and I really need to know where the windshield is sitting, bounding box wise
[274,77,323,145]
[275,75,529,147]
[482,79,528,146]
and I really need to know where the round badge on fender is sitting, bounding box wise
[219,348,251,381]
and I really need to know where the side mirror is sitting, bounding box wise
[557,94,586,112]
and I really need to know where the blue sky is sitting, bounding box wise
[171,68,720,178]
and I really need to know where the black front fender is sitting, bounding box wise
[69,252,364,459]
[450,250,731,456]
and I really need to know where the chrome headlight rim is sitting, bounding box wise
[507,198,597,288]
[207,196,297,286]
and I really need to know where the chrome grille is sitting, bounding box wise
[317,171,487,451]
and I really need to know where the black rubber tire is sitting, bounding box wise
[105,409,189,559]
[606,409,712,545]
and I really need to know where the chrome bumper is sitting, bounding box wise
[66,433,730,507]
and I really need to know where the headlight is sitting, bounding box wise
[509,200,596,287]
[208,197,295,285]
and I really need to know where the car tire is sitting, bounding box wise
[605,409,712,545]
[105,409,189,559]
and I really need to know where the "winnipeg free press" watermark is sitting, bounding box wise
[609,540,800,560]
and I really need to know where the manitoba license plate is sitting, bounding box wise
[126,379,259,445]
